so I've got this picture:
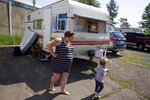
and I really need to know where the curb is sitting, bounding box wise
[0,45,20,48]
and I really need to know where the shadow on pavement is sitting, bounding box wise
[25,90,62,100]
[126,46,150,54]
[106,52,123,59]
[0,47,97,98]
[80,93,95,100]
[0,47,51,92]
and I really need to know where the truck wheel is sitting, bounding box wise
[137,44,144,50]
[147,48,150,51]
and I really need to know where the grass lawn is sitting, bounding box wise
[119,50,150,68]
[0,34,22,45]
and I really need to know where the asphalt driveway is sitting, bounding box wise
[0,47,143,100]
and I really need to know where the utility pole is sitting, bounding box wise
[8,0,12,35]
[33,0,36,10]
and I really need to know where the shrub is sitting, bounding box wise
[0,34,22,45]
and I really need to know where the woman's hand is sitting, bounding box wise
[52,53,58,58]
[47,38,61,58]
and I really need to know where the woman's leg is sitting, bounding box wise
[60,72,69,95]
[50,72,60,91]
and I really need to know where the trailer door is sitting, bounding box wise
[43,8,51,51]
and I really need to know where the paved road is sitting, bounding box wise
[0,47,140,100]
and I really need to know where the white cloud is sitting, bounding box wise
[99,0,149,28]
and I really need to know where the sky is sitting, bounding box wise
[16,0,150,28]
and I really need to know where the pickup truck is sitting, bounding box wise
[123,32,150,50]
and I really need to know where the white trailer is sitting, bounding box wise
[25,0,111,58]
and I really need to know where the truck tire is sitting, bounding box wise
[147,47,150,51]
[137,44,144,50]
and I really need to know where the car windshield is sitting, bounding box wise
[113,33,124,38]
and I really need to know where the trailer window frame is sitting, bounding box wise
[57,13,67,32]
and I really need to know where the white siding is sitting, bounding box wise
[50,0,69,32]
[25,0,69,34]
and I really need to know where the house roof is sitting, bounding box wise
[68,0,110,21]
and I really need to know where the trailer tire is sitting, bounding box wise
[87,50,95,61]
[87,50,95,57]
[137,44,144,50]
[13,46,22,56]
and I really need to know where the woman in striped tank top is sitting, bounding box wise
[47,31,75,95]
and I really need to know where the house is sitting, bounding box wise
[0,0,35,34]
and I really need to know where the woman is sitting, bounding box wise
[47,31,75,95]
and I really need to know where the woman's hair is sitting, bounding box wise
[64,30,75,37]
[99,57,108,67]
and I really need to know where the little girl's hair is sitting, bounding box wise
[99,57,108,67]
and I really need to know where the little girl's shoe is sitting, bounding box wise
[92,95,101,100]
[94,92,101,99]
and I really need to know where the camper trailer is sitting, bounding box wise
[25,0,112,59]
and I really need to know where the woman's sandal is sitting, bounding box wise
[48,87,56,91]
[61,90,70,95]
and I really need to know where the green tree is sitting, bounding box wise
[79,0,100,7]
[119,18,131,28]
[106,0,119,21]
[140,3,150,36]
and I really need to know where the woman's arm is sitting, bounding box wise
[47,38,61,58]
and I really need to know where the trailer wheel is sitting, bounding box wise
[13,46,22,56]
[87,50,95,61]
[137,44,144,50]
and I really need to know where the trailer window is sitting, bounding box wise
[58,20,66,31]
[33,19,42,29]
[88,21,98,33]
[76,17,100,33]
[57,13,67,31]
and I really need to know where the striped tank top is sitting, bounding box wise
[51,38,74,74]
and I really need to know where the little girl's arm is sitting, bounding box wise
[104,71,106,76]
[101,68,106,76]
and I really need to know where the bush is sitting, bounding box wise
[144,29,150,37]
[0,34,22,45]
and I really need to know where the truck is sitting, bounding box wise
[123,32,150,50]
[25,0,112,59]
